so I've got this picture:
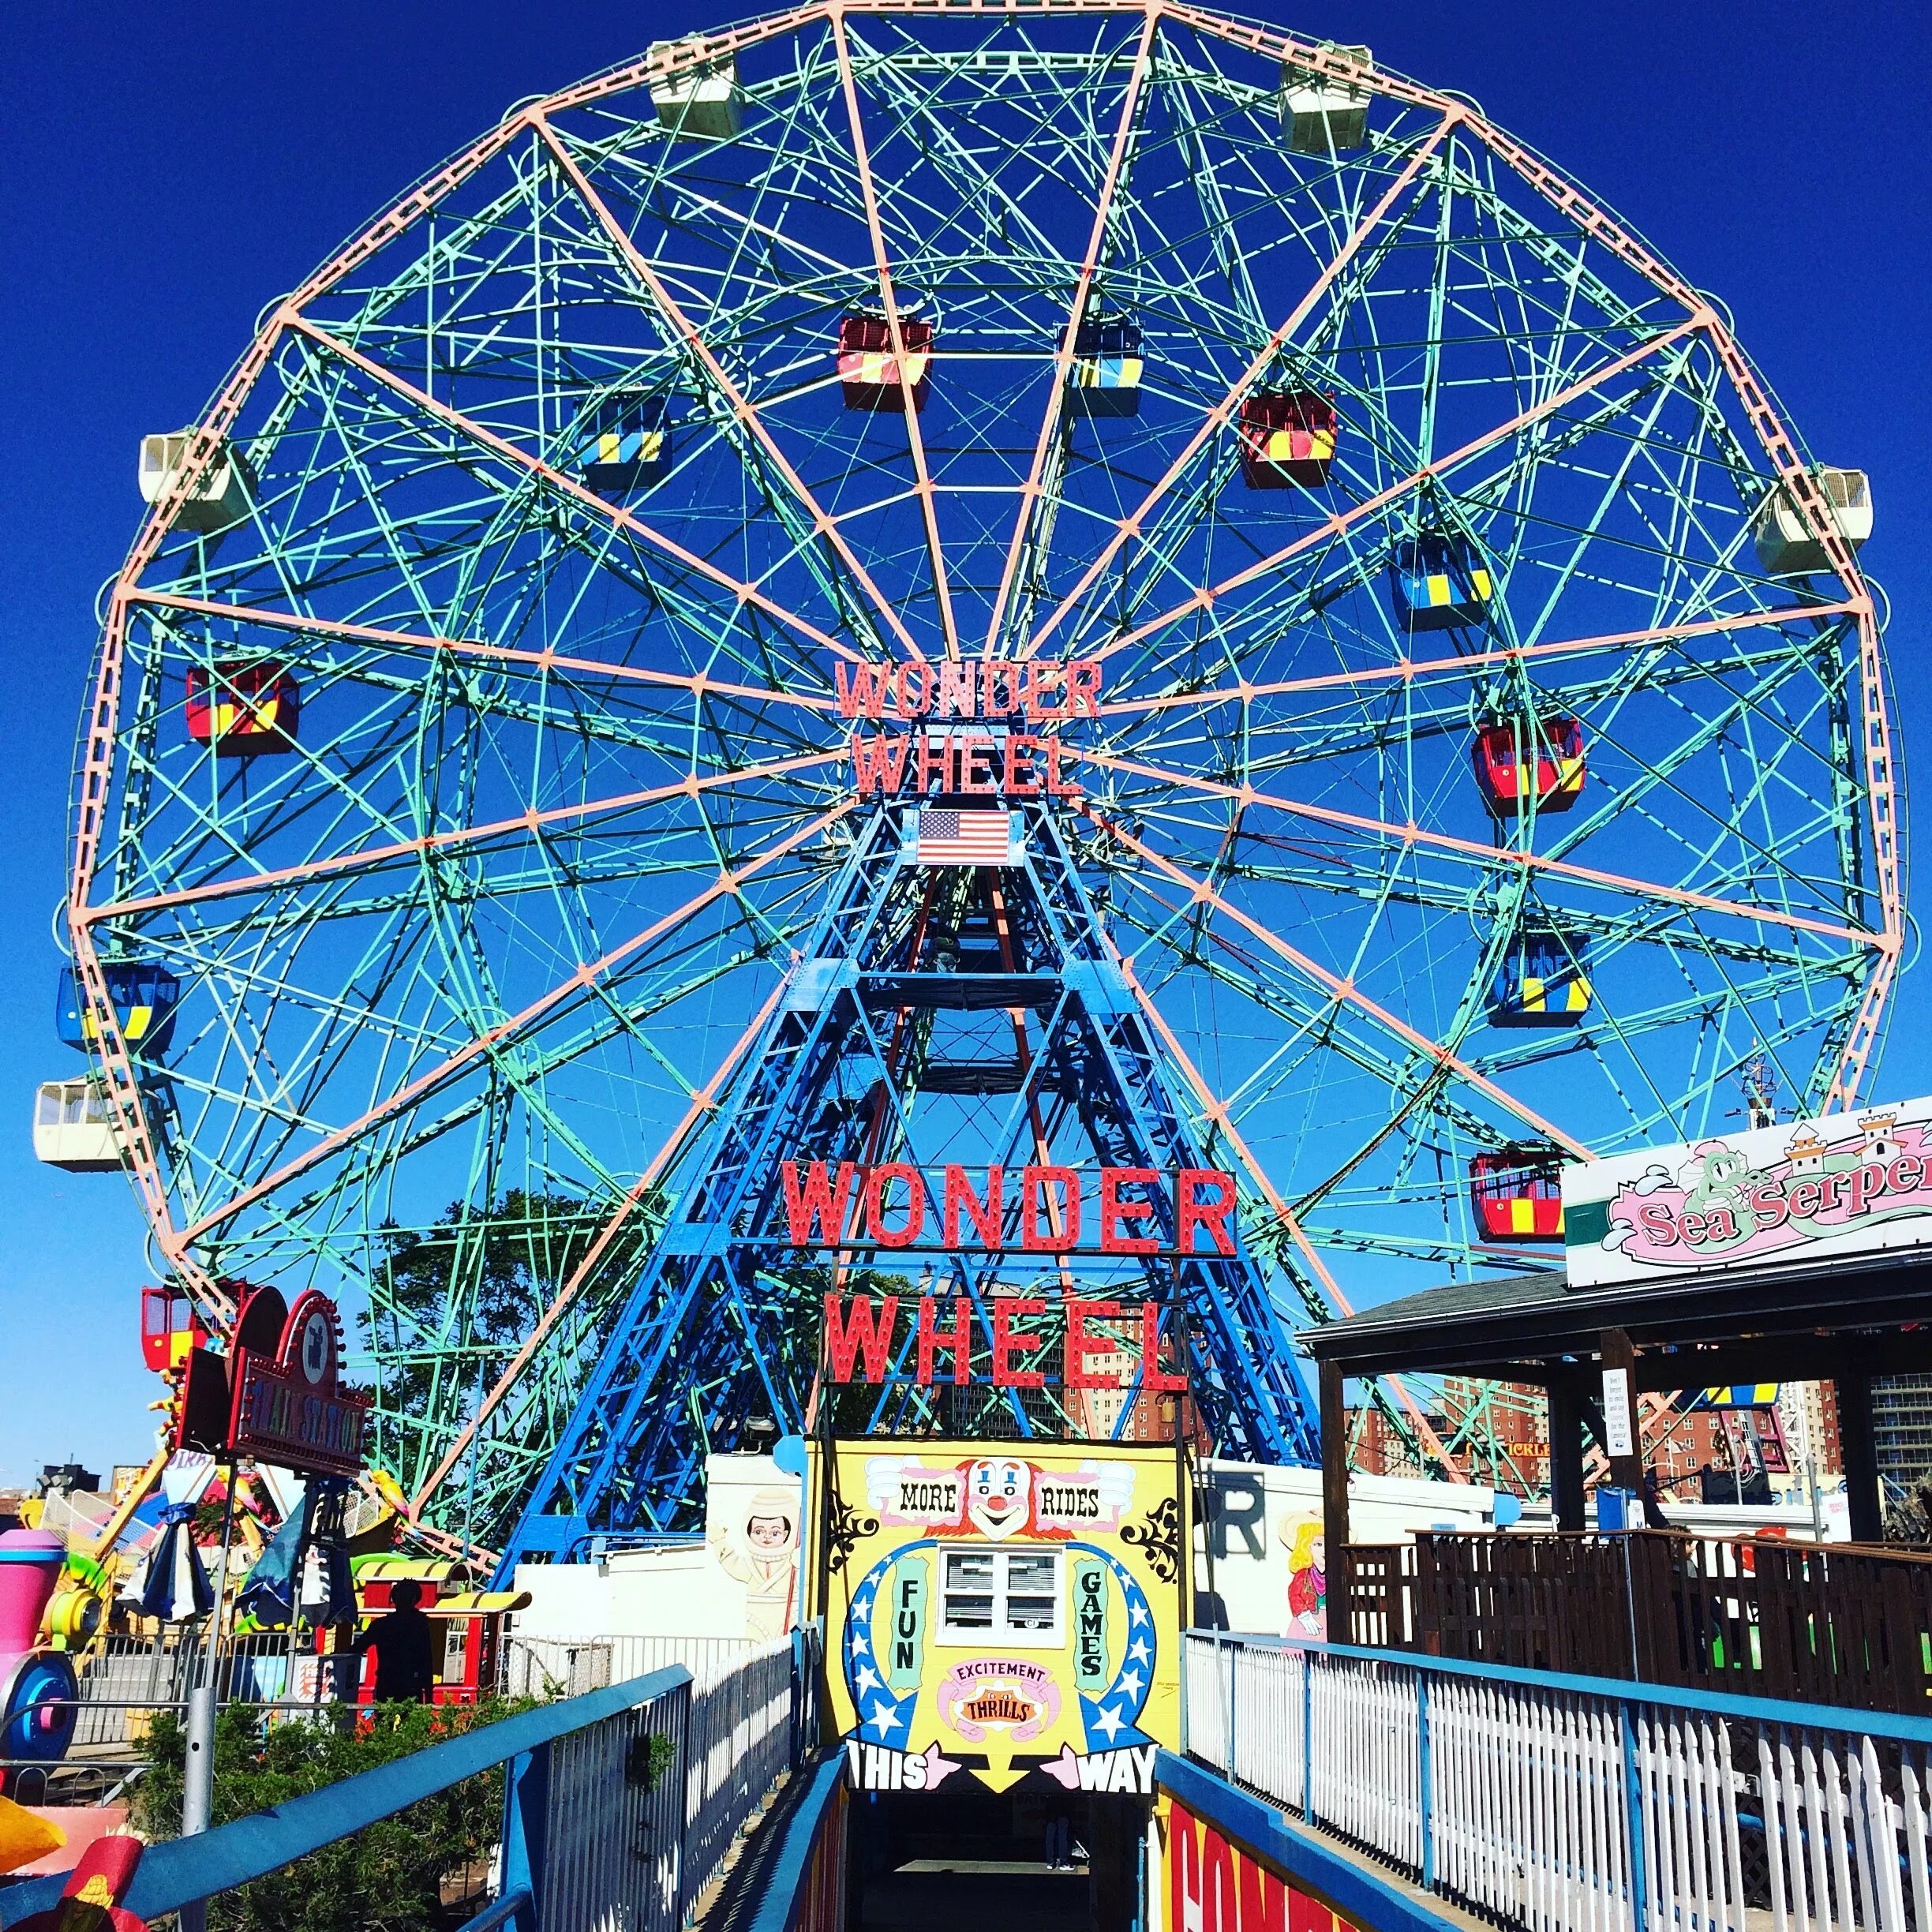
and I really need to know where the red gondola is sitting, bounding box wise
[140,1285,208,1373]
[185,661,300,754]
[837,314,933,412]
[1470,1148,1564,1242]
[1237,391,1337,487]
[1473,717,1585,815]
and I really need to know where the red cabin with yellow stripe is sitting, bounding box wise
[1470,1148,1564,1242]
[186,662,299,754]
[1473,717,1585,815]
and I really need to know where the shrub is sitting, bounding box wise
[132,1697,535,1932]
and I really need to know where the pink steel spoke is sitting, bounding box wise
[1096,600,1863,719]
[1023,108,1460,662]
[1148,1,1901,1112]
[982,9,1159,657]
[1109,948,1466,1478]
[1087,317,1705,668]
[290,316,866,666]
[534,116,926,663]
[1084,804,1591,1155]
[831,7,960,658]
[1084,749,1889,952]
[176,803,852,1249]
[83,750,840,924]
[125,590,836,715]
[410,978,790,1514]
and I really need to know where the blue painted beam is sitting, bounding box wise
[0,1667,692,1929]
[744,1752,845,1932]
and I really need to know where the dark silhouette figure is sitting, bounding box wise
[353,1578,436,1703]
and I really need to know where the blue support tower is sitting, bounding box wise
[495,804,1320,1574]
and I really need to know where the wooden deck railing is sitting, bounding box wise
[1342,1531,1932,1714]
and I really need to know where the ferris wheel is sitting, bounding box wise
[57,0,1896,1546]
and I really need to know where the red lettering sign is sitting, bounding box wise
[1166,1795,1359,1932]
[779,1163,1238,1254]
[820,1295,1188,1394]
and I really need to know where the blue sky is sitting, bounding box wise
[0,0,1924,1485]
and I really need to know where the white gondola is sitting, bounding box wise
[33,1079,126,1173]
[1753,467,1872,576]
[1281,46,1372,155]
[649,49,743,140]
[138,431,251,535]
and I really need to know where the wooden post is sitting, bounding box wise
[1598,1327,1645,1499]
[1837,1368,1884,1543]
[1320,1357,1351,1641]
[1548,1379,1587,1531]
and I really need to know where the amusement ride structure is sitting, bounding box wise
[54,2,1896,1564]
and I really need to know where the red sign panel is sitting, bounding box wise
[781,1162,1237,1255]
[226,1286,371,1477]
[1166,1793,1365,1932]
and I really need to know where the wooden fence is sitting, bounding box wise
[1343,1531,1932,1713]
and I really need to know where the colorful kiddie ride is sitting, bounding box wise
[349,1559,530,1706]
[0,1531,80,1792]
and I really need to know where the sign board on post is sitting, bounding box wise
[1601,1368,1634,1459]
[1562,1097,1932,1290]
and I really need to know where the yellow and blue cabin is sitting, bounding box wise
[1389,534,1494,633]
[574,391,670,495]
[56,962,182,1058]
[1067,317,1144,417]
[1490,927,1591,1028]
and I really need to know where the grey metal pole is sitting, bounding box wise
[179,1462,238,1932]
[178,1676,218,1932]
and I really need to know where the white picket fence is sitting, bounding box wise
[1185,1632,1932,1932]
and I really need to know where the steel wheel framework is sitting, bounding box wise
[66,1,1899,1550]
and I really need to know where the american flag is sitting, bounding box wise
[912,807,1015,866]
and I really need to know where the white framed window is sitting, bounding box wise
[939,1548,1063,1648]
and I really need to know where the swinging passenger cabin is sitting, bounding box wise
[139,432,251,535]
[185,663,300,754]
[1753,467,1872,577]
[1065,317,1144,417]
[1473,717,1586,816]
[1279,46,1373,155]
[1469,1147,1564,1243]
[1237,390,1337,487]
[838,314,934,412]
[648,51,743,140]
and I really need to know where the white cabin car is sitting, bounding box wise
[138,432,250,535]
[1753,467,1872,576]
[649,52,743,140]
[34,1079,125,1173]
[1281,46,1372,155]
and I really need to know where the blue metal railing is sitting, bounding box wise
[0,1636,818,1932]
[0,1667,691,1930]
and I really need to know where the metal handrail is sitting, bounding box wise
[0,1666,692,1928]
[1193,1629,1932,1743]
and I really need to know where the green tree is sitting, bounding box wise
[132,1698,536,1932]
[360,1188,661,1507]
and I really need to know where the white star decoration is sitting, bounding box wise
[1126,1637,1151,1664]
[1092,1705,1126,1742]
[854,1663,883,1695]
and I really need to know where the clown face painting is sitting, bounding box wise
[966,1457,1030,1541]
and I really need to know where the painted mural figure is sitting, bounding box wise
[710,1486,800,1640]
[1282,1519,1326,1638]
